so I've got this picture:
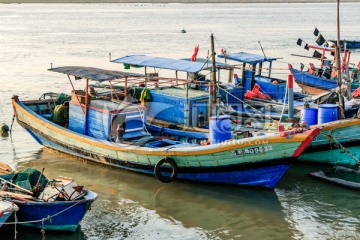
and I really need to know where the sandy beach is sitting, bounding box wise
[1,0,359,3]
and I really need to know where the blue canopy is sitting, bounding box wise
[111,55,212,73]
[218,52,280,64]
[181,57,229,65]
[48,66,143,82]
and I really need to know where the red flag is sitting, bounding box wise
[358,61,360,71]
[191,45,199,62]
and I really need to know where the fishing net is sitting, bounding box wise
[0,168,48,191]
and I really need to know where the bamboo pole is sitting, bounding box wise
[336,0,345,117]
[0,177,33,195]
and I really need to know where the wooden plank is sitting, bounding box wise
[0,191,37,201]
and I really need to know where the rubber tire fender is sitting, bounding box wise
[154,158,178,183]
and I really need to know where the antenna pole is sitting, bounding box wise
[258,41,267,60]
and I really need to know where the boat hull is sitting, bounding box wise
[14,191,97,232]
[290,68,337,94]
[309,166,360,191]
[298,118,360,166]
[12,98,318,189]
[290,68,359,95]
[0,201,18,228]
[23,124,291,188]
[0,212,13,228]
[295,81,330,95]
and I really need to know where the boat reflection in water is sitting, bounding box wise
[18,151,293,239]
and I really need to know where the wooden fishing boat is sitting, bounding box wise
[328,40,360,49]
[0,168,97,232]
[11,190,97,231]
[111,53,360,167]
[308,166,360,190]
[217,52,310,105]
[216,51,313,123]
[289,44,360,95]
[12,66,320,189]
[298,118,360,166]
[289,66,338,96]
[0,200,18,228]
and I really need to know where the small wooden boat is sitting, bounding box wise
[12,66,320,189]
[0,200,18,228]
[309,166,360,191]
[0,168,97,231]
[289,44,360,95]
[12,190,97,231]
[328,40,360,49]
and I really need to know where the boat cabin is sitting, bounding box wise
[111,54,244,124]
[147,87,210,127]
[218,52,287,101]
[69,98,147,141]
[48,66,153,142]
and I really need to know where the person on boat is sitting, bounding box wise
[53,101,69,127]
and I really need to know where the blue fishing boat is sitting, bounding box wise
[217,52,310,103]
[217,51,312,122]
[0,200,18,228]
[12,66,320,189]
[328,40,360,49]
[12,190,97,231]
[0,168,97,232]
[289,44,359,95]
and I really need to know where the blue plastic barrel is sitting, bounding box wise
[318,104,338,124]
[301,108,318,126]
[209,115,231,144]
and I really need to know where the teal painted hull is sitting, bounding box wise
[298,119,360,166]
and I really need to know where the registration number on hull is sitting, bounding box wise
[231,146,273,156]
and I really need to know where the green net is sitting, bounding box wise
[56,93,71,105]
[0,168,48,191]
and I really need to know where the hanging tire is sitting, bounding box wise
[154,158,178,183]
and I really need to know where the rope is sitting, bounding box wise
[3,198,88,225]
[14,211,17,240]
[279,81,289,124]
[9,115,15,135]
[320,132,359,164]
[217,84,276,122]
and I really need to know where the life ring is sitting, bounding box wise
[154,158,178,183]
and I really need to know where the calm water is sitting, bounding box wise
[1,3,360,239]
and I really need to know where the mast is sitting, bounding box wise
[336,0,345,117]
[210,33,217,117]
